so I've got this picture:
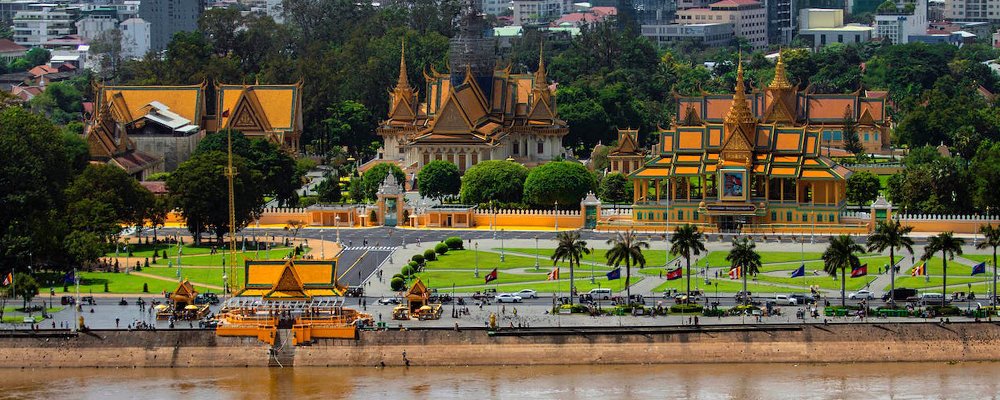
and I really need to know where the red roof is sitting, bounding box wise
[551,7,618,26]
[709,0,761,7]
[28,65,59,77]
[140,181,169,195]
[0,39,27,53]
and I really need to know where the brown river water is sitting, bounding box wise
[2,363,999,399]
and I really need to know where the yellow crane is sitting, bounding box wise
[225,128,239,296]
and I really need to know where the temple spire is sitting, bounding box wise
[534,41,547,91]
[769,50,792,90]
[725,53,754,125]
[396,39,410,90]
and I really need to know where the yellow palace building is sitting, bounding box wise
[629,56,857,232]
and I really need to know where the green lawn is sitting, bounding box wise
[105,243,219,258]
[506,247,679,268]
[653,279,787,294]
[140,266,240,288]
[2,316,42,323]
[155,247,305,267]
[963,254,996,265]
[73,272,216,294]
[415,269,549,288]
[758,274,877,291]
[452,277,637,293]
[424,249,613,271]
[901,256,973,276]
[887,276,985,291]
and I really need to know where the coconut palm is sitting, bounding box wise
[726,237,762,305]
[823,235,865,308]
[669,224,706,303]
[923,231,965,307]
[978,224,1000,307]
[867,220,914,308]
[552,230,589,305]
[605,230,649,302]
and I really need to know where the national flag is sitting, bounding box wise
[790,264,805,278]
[666,267,683,281]
[851,263,868,278]
[63,271,75,284]
[911,262,925,276]
[547,268,559,281]
[972,262,986,276]
[484,268,498,284]
[606,268,621,281]
[2,272,11,286]
[728,266,742,280]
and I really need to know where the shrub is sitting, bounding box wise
[63,284,68,293]
[411,254,424,264]
[702,308,726,317]
[142,283,149,293]
[423,249,437,261]
[444,236,464,250]
[392,273,404,281]
[103,282,109,292]
[401,265,414,276]
[390,277,406,291]
[144,258,150,269]
[434,243,449,255]
[459,160,529,204]
[670,304,704,314]
[928,305,962,316]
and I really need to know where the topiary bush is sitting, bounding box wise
[103,282,109,292]
[401,265,414,276]
[142,283,149,293]
[423,249,437,261]
[444,236,464,250]
[392,273,404,281]
[407,260,419,272]
[670,304,704,314]
[411,254,424,264]
[928,305,962,316]
[435,243,449,255]
[390,277,406,291]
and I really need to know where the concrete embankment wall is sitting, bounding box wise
[5,323,1000,368]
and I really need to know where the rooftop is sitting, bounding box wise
[0,39,27,53]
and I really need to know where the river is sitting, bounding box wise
[2,363,998,399]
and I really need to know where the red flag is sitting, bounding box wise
[666,267,683,281]
[911,262,925,276]
[485,268,498,284]
[851,263,868,278]
[728,266,742,280]
[2,272,10,286]
[547,267,559,281]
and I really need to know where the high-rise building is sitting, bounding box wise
[765,0,795,44]
[12,4,79,47]
[874,0,928,44]
[675,0,768,50]
[138,0,204,52]
[119,17,150,59]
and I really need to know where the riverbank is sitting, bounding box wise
[3,322,1000,368]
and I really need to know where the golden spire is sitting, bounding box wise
[725,54,754,125]
[768,50,792,90]
[534,41,547,91]
[396,39,410,90]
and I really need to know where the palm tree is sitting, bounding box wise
[605,230,649,301]
[726,237,762,305]
[552,230,589,305]
[977,224,1000,307]
[867,220,914,308]
[923,231,965,307]
[669,224,706,303]
[823,235,864,308]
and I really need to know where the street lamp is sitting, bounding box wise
[320,229,325,259]
[534,236,540,270]
[590,247,596,284]
[500,229,505,262]
[554,201,559,231]
[335,215,341,245]
[475,242,480,278]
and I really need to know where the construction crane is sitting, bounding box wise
[225,128,239,296]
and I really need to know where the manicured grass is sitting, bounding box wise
[75,272,215,294]
[653,279,785,294]
[506,247,677,268]
[963,254,996,265]
[105,243,218,258]
[2,316,42,323]
[758,274,876,291]
[901,256,973,276]
[415,269,548,288]
[887,276,985,291]
[424,250,613,271]
[157,247,306,267]
[140,266,241,288]
[452,277,637,293]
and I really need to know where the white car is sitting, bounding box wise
[495,293,523,303]
[515,289,538,299]
[774,294,796,305]
[849,290,875,300]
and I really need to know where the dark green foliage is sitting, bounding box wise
[359,163,405,202]
[195,130,301,206]
[669,304,704,313]
[434,242,448,255]
[599,173,631,204]
[417,160,461,200]
[143,283,149,293]
[523,161,596,207]
[401,265,414,276]
[103,282,109,292]
[315,175,343,203]
[423,248,437,261]
[444,236,463,250]
[390,277,406,291]
[846,171,881,206]
[411,254,424,264]
[459,160,528,205]
[167,151,265,244]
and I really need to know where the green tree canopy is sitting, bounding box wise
[459,160,529,205]
[167,151,265,244]
[315,174,343,203]
[417,160,461,200]
[358,162,406,202]
[65,164,155,243]
[196,130,301,206]
[24,48,50,66]
[846,171,881,206]
[523,161,596,208]
[599,173,631,204]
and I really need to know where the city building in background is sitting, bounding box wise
[675,0,768,50]
[798,8,874,49]
[138,0,203,52]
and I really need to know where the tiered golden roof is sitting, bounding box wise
[768,52,793,90]
[724,57,755,126]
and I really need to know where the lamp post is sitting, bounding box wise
[475,242,480,278]
[335,215,341,245]
[590,247,596,284]
[554,201,559,231]
[223,273,228,300]
[500,229,505,262]
[320,230,325,259]
[73,267,79,332]
[968,282,972,313]
[534,236,540,270]
[810,211,815,244]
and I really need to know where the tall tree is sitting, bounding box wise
[867,220,914,307]
[669,224,706,302]
[167,151,265,244]
[552,230,589,305]
[846,171,881,206]
[416,160,460,200]
[977,224,1000,308]
[599,173,631,205]
[196,130,302,206]
[923,231,965,307]
[459,160,529,205]
[605,230,648,301]
[358,163,406,202]
[823,235,864,307]
[842,107,864,157]
[726,237,762,305]
[65,164,156,243]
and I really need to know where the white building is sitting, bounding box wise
[674,0,769,50]
[119,17,150,59]
[873,0,927,44]
[12,4,78,47]
[798,8,874,49]
[641,22,735,47]
[512,0,573,24]
[945,0,1000,22]
[75,14,118,42]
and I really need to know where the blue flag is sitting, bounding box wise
[606,268,621,280]
[63,270,75,284]
[790,264,805,278]
[972,262,986,276]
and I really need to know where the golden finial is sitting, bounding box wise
[396,38,410,90]
[725,54,754,125]
[769,50,792,90]
[534,40,547,91]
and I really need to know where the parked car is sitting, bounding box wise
[919,293,947,305]
[376,297,402,305]
[578,294,594,304]
[194,293,220,305]
[789,293,815,305]
[60,296,76,305]
[588,288,612,300]
[495,293,523,303]
[849,290,875,300]
[774,294,797,306]
[198,319,219,329]
[80,296,96,305]
[515,289,538,299]
[735,291,753,302]
[428,294,453,304]
[882,288,918,302]
[345,286,364,297]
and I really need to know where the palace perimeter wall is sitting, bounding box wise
[5,323,1000,368]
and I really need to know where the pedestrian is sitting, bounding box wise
[694,316,699,325]
[502,305,506,314]
[115,318,120,328]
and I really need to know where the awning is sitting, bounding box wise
[633,167,671,178]
[770,166,799,178]
[672,165,701,176]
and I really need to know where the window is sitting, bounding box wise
[678,210,684,220]
[802,213,808,222]
[693,210,699,220]
[786,211,793,221]
[512,141,519,155]
[537,140,544,154]
[768,178,782,201]
[817,214,823,222]
[423,153,430,166]
[864,133,870,141]
[690,176,703,200]
[771,211,777,221]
